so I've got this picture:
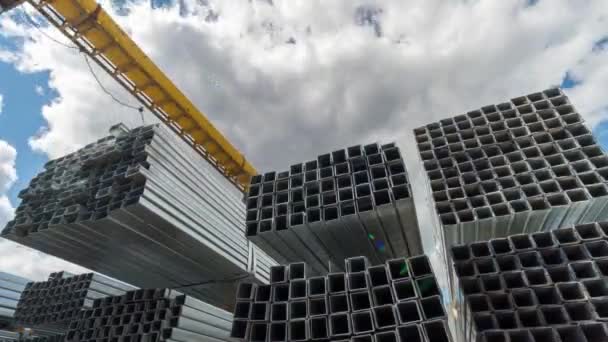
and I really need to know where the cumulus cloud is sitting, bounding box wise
[0,0,608,279]
[0,140,16,236]
[0,93,3,115]
[0,240,88,281]
[0,140,17,193]
[0,0,605,167]
[0,196,13,229]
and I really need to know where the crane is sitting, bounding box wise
[0,0,257,191]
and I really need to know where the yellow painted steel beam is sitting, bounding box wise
[22,0,256,190]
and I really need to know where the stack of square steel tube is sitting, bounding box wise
[451,222,608,342]
[0,273,63,342]
[414,88,608,317]
[1,123,276,309]
[230,255,452,342]
[416,88,608,251]
[0,272,30,330]
[64,288,233,342]
[245,143,422,275]
[14,272,134,334]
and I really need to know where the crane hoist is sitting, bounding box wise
[0,0,257,191]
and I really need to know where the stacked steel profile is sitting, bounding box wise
[14,272,134,334]
[64,288,233,342]
[415,88,608,295]
[230,255,451,342]
[451,223,608,342]
[0,272,30,331]
[0,330,21,342]
[416,88,608,251]
[245,143,421,275]
[0,271,65,342]
[1,124,276,309]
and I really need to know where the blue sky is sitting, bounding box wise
[0,60,51,205]
[0,15,51,205]
[0,0,184,206]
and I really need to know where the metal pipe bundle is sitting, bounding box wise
[416,89,608,250]
[1,123,277,309]
[14,272,134,334]
[230,255,452,342]
[0,332,65,342]
[414,88,608,329]
[0,272,30,330]
[450,222,608,342]
[64,288,233,342]
[0,330,20,341]
[245,143,422,275]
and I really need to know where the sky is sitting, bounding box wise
[0,0,607,281]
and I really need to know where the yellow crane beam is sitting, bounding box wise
[1,0,257,191]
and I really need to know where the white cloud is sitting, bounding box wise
[34,85,44,96]
[0,93,3,115]
[0,196,14,229]
[0,141,16,233]
[0,0,608,279]
[0,239,88,281]
[0,0,605,167]
[0,140,17,192]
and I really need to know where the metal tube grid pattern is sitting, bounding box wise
[415,88,608,250]
[450,222,608,342]
[246,143,422,275]
[414,88,608,340]
[1,124,277,310]
[13,272,134,334]
[230,255,452,342]
[63,288,234,342]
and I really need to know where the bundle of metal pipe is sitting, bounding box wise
[0,330,19,341]
[64,288,233,342]
[1,123,276,309]
[416,89,608,250]
[414,88,608,329]
[245,143,422,275]
[230,255,452,342]
[0,272,30,330]
[14,272,134,334]
[450,222,608,342]
[0,331,65,342]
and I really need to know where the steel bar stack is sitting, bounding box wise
[13,272,134,334]
[64,288,234,342]
[1,123,277,309]
[229,255,452,342]
[451,222,608,342]
[245,143,422,275]
[0,272,30,331]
